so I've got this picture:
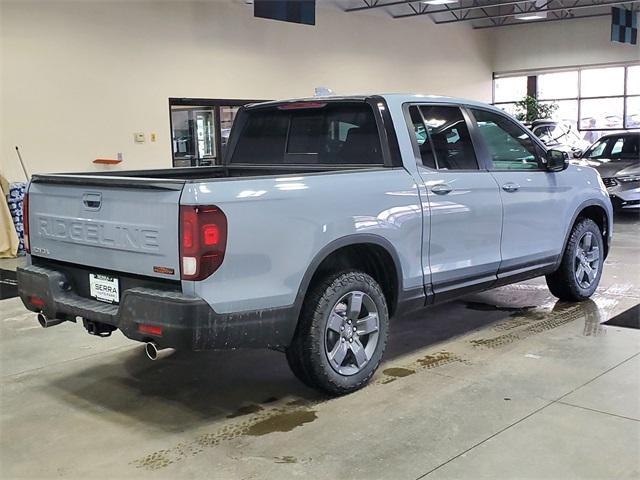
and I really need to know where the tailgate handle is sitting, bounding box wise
[83,192,102,210]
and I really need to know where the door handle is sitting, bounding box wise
[82,192,102,210]
[502,182,520,193]
[431,184,452,195]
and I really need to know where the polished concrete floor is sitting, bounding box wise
[1,214,639,479]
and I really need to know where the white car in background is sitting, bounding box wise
[532,120,591,158]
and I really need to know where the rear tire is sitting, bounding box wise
[285,337,315,389]
[546,218,604,301]
[287,271,389,395]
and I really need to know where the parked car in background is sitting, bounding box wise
[531,120,591,158]
[626,113,640,129]
[579,132,640,211]
[605,115,622,128]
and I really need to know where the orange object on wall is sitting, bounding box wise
[93,159,122,165]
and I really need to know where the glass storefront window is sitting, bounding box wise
[580,97,624,129]
[494,76,527,103]
[494,103,518,117]
[580,67,625,97]
[538,71,578,100]
[628,66,640,95]
[539,99,578,129]
[626,97,640,128]
[494,64,637,138]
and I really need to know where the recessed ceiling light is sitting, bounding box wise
[422,0,458,5]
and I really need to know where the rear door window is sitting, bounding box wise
[230,103,383,165]
[418,105,478,170]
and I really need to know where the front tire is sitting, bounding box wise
[287,271,389,395]
[546,218,604,301]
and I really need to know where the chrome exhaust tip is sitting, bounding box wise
[144,342,175,361]
[37,313,65,328]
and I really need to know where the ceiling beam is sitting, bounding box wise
[393,0,637,18]
[345,0,533,13]
[345,0,422,12]
[430,0,638,23]
[390,0,535,18]
[472,9,637,27]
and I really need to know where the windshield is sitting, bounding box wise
[534,125,558,144]
[584,135,640,161]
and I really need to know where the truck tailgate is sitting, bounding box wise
[28,175,184,281]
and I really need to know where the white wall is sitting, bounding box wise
[0,0,494,180]
[490,16,640,73]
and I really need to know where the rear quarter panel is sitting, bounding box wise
[181,169,422,313]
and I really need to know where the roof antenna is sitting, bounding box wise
[14,146,30,181]
[314,87,334,97]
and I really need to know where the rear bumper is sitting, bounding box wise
[17,264,296,350]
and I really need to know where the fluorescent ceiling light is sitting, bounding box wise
[422,0,458,5]
[515,0,548,20]
[515,13,547,19]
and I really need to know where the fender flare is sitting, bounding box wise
[291,234,405,322]
[557,198,612,268]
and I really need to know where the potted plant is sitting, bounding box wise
[514,96,558,125]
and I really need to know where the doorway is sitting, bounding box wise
[169,98,265,167]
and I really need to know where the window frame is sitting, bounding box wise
[402,102,484,172]
[467,105,548,173]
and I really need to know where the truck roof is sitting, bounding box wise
[247,93,507,116]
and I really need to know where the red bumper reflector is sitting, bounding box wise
[28,296,45,308]
[138,324,163,337]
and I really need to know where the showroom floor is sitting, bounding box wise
[1,215,638,479]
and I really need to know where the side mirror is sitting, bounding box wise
[545,149,569,172]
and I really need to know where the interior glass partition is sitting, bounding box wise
[169,98,265,167]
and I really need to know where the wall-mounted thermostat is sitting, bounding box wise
[134,132,145,143]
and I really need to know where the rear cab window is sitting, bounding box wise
[229,102,384,166]
[407,105,479,170]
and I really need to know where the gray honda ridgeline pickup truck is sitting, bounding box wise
[18,94,613,394]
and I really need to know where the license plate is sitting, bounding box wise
[89,274,120,304]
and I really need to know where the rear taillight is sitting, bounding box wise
[23,193,30,253]
[179,205,227,280]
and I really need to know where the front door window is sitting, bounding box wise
[471,108,542,170]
